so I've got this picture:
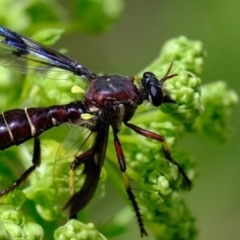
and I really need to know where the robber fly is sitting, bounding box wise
[0,25,191,237]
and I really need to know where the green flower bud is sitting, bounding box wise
[0,206,43,240]
[195,80,238,143]
[54,220,107,240]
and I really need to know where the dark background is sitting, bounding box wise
[56,1,240,240]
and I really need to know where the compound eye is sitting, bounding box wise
[149,84,163,106]
[142,72,163,106]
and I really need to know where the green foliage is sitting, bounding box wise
[0,0,123,34]
[0,1,238,240]
[70,0,124,33]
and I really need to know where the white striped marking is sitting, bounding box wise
[2,112,14,142]
[25,108,36,136]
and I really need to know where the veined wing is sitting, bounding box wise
[52,125,93,212]
[0,25,97,80]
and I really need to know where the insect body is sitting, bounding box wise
[0,26,191,237]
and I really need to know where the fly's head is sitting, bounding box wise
[141,72,164,106]
[141,63,177,107]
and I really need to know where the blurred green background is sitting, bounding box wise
[0,0,239,239]
[58,1,240,240]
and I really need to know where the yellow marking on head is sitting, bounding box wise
[133,76,140,83]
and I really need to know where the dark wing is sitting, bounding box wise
[0,25,97,80]
[64,118,109,216]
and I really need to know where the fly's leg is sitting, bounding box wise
[65,145,103,219]
[124,121,191,188]
[67,149,93,219]
[112,127,148,237]
[0,137,41,197]
[69,150,90,197]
